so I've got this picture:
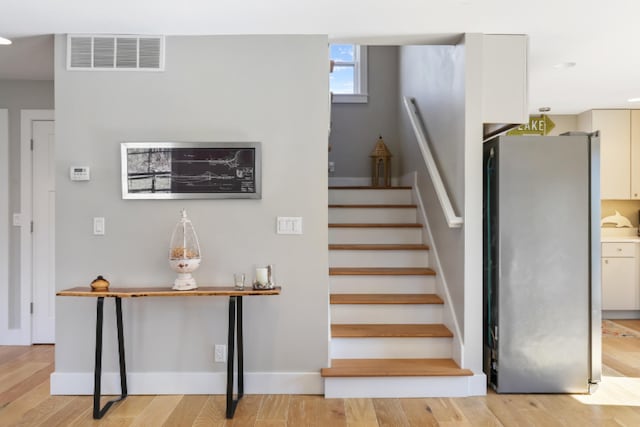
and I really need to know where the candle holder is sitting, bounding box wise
[253,264,275,290]
[169,209,201,290]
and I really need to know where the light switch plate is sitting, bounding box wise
[277,217,303,234]
[12,213,21,227]
[93,217,105,235]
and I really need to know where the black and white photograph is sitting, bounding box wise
[121,142,261,199]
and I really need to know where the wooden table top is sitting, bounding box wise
[57,286,281,298]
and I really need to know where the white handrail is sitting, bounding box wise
[402,96,463,228]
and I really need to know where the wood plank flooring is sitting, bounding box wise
[1,319,640,426]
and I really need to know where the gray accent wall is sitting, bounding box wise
[54,35,329,376]
[329,46,399,178]
[0,80,55,328]
[398,45,466,332]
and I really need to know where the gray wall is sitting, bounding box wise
[329,46,399,178]
[0,80,54,328]
[398,45,466,332]
[54,35,330,376]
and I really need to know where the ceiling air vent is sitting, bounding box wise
[67,35,165,71]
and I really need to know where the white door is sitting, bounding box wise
[31,120,55,343]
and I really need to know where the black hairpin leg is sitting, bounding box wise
[226,296,244,419]
[93,297,128,419]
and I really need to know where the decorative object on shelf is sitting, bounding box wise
[169,209,201,290]
[370,135,392,187]
[121,141,262,200]
[90,275,110,291]
[600,210,633,228]
[253,264,275,289]
[234,273,245,290]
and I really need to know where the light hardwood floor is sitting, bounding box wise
[1,320,640,426]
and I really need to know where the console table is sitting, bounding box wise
[57,286,281,420]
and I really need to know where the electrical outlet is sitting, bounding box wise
[328,161,335,173]
[214,344,227,363]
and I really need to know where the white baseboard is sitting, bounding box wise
[0,330,31,345]
[328,177,400,186]
[603,310,640,320]
[468,373,488,396]
[51,371,323,395]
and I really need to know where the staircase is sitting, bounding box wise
[322,186,472,398]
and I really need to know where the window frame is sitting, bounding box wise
[330,44,368,104]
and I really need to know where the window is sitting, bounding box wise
[329,44,368,103]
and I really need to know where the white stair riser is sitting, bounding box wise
[330,337,452,359]
[329,228,422,244]
[329,250,429,268]
[330,276,436,294]
[329,189,412,205]
[324,376,472,398]
[331,304,443,324]
[329,208,417,224]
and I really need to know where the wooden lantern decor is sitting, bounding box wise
[370,135,392,187]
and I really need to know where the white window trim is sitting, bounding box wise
[331,45,368,104]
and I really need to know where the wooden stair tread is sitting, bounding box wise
[329,223,422,228]
[330,267,435,276]
[329,244,429,251]
[330,294,443,305]
[329,186,412,190]
[329,204,417,208]
[331,324,452,338]
[321,358,473,377]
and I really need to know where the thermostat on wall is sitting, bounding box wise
[70,166,90,181]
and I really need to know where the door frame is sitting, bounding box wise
[0,109,10,344]
[17,109,55,345]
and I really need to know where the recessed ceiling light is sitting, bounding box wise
[553,62,576,69]
[0,37,12,45]
[628,97,640,103]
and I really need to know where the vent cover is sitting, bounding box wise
[67,35,164,71]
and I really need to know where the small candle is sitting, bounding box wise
[256,268,268,285]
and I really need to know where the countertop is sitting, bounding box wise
[601,228,640,243]
[602,236,640,243]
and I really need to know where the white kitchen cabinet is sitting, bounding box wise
[630,110,640,198]
[578,110,630,199]
[601,242,639,310]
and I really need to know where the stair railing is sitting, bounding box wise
[402,96,463,228]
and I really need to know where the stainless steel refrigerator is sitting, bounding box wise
[483,132,601,393]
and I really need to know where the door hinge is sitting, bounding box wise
[30,138,34,151]
[30,302,33,314]
[30,221,34,233]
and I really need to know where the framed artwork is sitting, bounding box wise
[121,142,261,199]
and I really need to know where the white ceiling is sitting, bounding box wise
[1,0,639,114]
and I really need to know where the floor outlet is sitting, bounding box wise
[214,344,227,363]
